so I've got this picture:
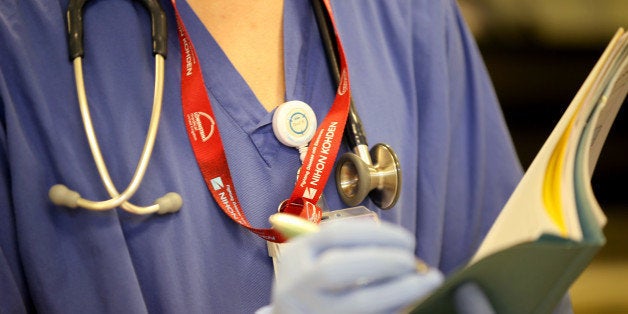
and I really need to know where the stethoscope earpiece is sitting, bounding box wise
[335,143,401,209]
[154,192,184,214]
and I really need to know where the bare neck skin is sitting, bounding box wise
[187,0,286,112]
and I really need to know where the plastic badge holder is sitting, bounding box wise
[268,206,379,281]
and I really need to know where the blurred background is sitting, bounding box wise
[457,0,628,312]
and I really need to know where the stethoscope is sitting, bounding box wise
[49,0,181,214]
[49,0,401,214]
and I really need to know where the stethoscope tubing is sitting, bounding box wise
[74,55,166,213]
[311,0,402,209]
[311,0,371,163]
[54,0,400,214]
[51,0,181,214]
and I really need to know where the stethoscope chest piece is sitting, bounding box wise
[335,143,401,209]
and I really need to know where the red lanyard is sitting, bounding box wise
[171,0,351,243]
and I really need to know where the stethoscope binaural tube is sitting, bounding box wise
[311,0,402,209]
[49,0,181,214]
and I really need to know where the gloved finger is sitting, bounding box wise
[292,220,415,255]
[308,247,418,291]
[454,282,495,314]
[323,268,444,314]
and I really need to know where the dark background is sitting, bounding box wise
[457,0,627,209]
[482,40,628,209]
[458,1,628,311]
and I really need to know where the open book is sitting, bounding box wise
[409,28,628,313]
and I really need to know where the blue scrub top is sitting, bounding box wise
[0,0,522,312]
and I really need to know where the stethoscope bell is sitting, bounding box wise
[335,143,401,209]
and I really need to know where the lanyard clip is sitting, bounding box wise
[277,199,322,224]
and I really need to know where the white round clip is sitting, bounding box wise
[272,100,317,160]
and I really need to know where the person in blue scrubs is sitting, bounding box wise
[0,0,565,313]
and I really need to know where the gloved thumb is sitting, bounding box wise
[454,282,495,314]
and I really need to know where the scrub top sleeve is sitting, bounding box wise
[450,0,524,267]
[446,0,524,209]
[0,8,33,305]
[416,0,524,272]
[0,249,28,313]
[0,106,30,313]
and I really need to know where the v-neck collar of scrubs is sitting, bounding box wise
[176,0,334,165]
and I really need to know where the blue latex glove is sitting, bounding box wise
[270,220,443,313]
[454,282,495,314]
[453,283,573,314]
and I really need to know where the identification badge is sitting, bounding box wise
[267,206,379,280]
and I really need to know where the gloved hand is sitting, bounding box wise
[270,220,444,314]
[454,282,495,314]
[454,283,573,314]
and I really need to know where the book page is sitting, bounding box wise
[556,30,628,238]
[580,49,628,227]
[587,41,628,173]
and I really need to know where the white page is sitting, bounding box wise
[581,49,628,227]
[559,31,628,239]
